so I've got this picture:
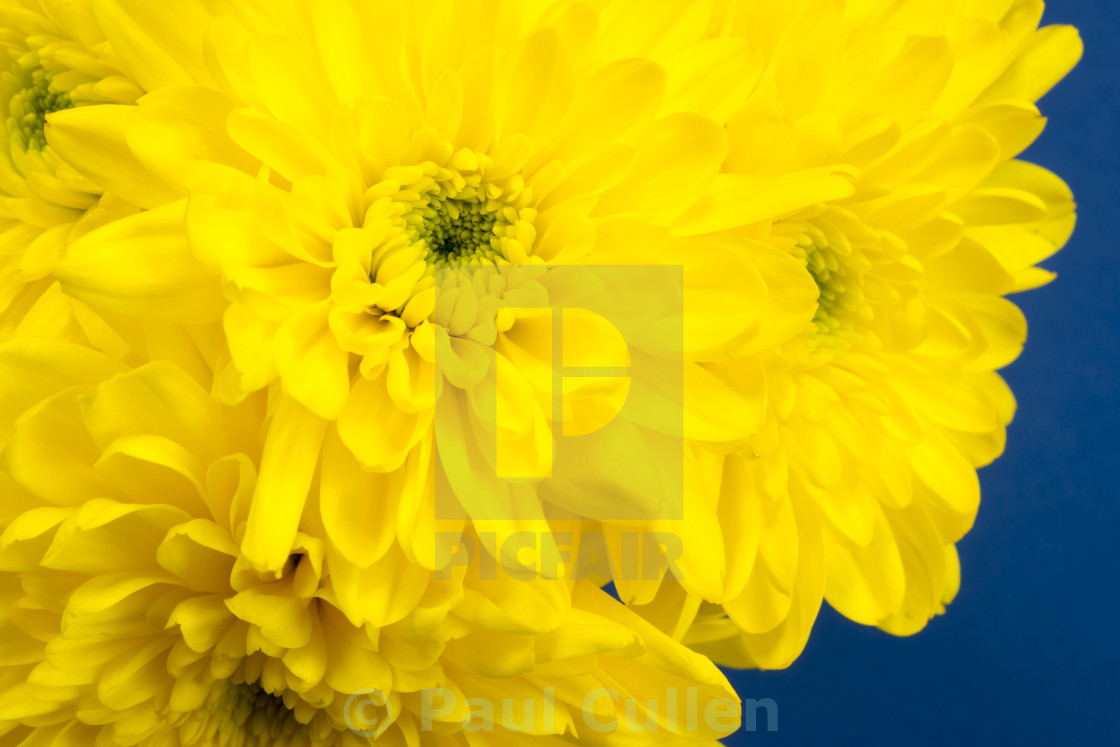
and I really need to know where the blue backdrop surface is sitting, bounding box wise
[724,2,1120,744]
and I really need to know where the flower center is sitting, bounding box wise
[376,154,532,274]
[7,67,71,151]
[411,196,504,265]
[805,242,847,334]
[790,226,868,355]
[194,680,313,746]
[351,151,540,336]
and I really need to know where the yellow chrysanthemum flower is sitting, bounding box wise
[0,0,149,341]
[0,341,740,745]
[633,0,1080,668]
[49,0,834,587]
[0,1,1084,743]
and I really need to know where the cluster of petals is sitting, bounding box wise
[0,0,1079,745]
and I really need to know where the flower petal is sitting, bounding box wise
[56,201,226,323]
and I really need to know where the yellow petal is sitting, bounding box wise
[79,360,228,465]
[673,167,857,236]
[319,429,399,568]
[598,0,714,63]
[246,36,336,146]
[47,105,182,208]
[328,542,430,628]
[241,396,328,573]
[824,504,906,625]
[128,85,258,191]
[495,29,573,143]
[976,25,1083,106]
[311,0,420,114]
[0,340,124,447]
[225,578,312,649]
[663,237,768,355]
[45,499,189,574]
[156,519,238,592]
[730,492,825,669]
[660,38,763,124]
[878,503,955,636]
[226,108,333,183]
[273,305,351,419]
[903,427,980,520]
[90,0,214,90]
[2,391,114,506]
[594,113,727,222]
[534,58,666,169]
[338,373,432,472]
[56,201,226,323]
[93,434,208,516]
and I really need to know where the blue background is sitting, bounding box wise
[725,3,1120,744]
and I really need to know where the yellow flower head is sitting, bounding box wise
[658,0,1081,668]
[0,341,740,745]
[0,0,1085,743]
[50,0,834,583]
[0,0,147,338]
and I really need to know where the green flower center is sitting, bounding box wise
[410,196,504,264]
[210,681,309,746]
[792,230,868,354]
[805,243,847,334]
[7,68,71,151]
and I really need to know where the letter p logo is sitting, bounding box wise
[434,265,684,524]
[495,307,631,479]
